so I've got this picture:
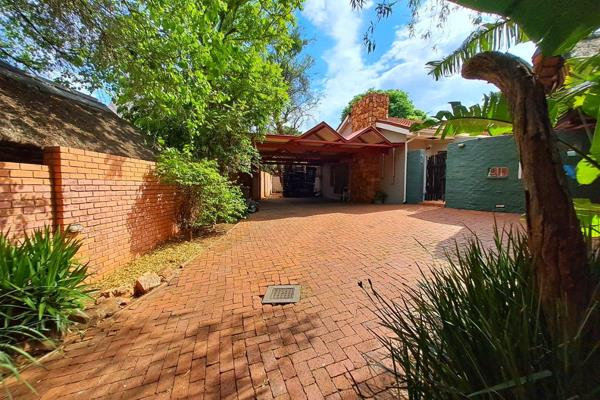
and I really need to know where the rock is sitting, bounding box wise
[134,272,162,296]
[70,309,91,324]
[93,297,121,320]
[111,286,133,298]
[158,268,177,283]
[23,339,57,354]
[95,295,108,305]
[115,297,130,307]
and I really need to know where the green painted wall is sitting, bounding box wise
[406,150,425,204]
[446,136,525,213]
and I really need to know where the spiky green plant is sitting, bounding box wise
[360,228,599,399]
[0,313,46,398]
[0,228,91,335]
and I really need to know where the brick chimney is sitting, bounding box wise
[350,92,389,131]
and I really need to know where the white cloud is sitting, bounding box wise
[301,0,536,129]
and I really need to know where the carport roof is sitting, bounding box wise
[257,121,399,164]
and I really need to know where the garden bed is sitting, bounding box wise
[91,223,235,292]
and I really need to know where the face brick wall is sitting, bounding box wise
[1,147,179,279]
[42,147,179,279]
[350,93,389,131]
[0,162,53,235]
[349,153,382,203]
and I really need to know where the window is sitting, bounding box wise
[487,166,509,178]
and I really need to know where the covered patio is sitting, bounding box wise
[255,122,403,203]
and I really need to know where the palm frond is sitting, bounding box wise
[427,19,528,80]
[411,92,513,138]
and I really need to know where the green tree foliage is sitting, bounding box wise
[0,0,302,172]
[270,28,319,135]
[340,89,427,122]
[156,148,247,233]
[0,0,118,88]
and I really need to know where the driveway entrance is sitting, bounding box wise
[10,200,520,399]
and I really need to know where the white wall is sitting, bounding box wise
[272,175,282,193]
[378,147,406,204]
[322,163,341,200]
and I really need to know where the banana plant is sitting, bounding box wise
[410,92,513,138]
[552,54,600,185]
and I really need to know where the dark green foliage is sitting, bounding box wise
[0,228,90,396]
[1,307,46,397]
[360,228,599,399]
[156,148,247,231]
[0,228,91,335]
[340,89,427,122]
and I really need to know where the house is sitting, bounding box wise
[256,90,598,214]
[0,62,177,279]
[256,92,453,204]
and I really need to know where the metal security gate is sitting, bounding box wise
[425,151,446,201]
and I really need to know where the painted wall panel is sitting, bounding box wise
[378,148,406,203]
[445,135,524,213]
[405,150,425,204]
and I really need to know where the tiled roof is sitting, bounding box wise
[378,117,420,128]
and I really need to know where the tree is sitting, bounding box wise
[0,0,122,88]
[351,0,600,337]
[269,28,319,135]
[340,88,427,122]
[0,0,302,173]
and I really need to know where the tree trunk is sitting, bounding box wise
[462,52,591,334]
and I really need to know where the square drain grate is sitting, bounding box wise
[262,285,301,304]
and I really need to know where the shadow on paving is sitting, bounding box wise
[4,200,516,399]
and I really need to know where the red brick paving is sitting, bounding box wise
[6,199,520,399]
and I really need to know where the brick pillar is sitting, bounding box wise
[350,92,389,131]
[349,153,382,203]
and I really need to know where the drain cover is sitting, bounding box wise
[262,285,301,304]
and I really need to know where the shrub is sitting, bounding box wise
[360,228,599,399]
[156,148,247,233]
[0,228,90,336]
[0,228,89,396]
[1,309,45,396]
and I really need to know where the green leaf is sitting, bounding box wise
[427,19,527,79]
[412,92,513,138]
[452,0,600,55]
[467,370,553,397]
[575,106,600,185]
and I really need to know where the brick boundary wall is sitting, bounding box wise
[1,147,179,279]
[0,162,53,235]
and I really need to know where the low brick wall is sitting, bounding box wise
[1,147,179,279]
[0,162,53,235]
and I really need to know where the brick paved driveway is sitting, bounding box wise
[8,199,520,400]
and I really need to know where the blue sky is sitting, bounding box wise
[296,0,536,130]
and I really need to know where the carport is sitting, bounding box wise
[255,122,400,202]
